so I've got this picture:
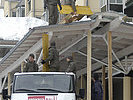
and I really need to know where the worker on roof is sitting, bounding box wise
[41,41,60,72]
[24,54,38,72]
[65,0,77,12]
[66,56,76,74]
[43,0,62,25]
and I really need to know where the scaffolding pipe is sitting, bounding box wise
[8,72,11,100]
[108,31,113,100]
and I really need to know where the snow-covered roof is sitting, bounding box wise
[0,17,48,40]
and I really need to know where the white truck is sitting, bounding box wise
[2,72,84,100]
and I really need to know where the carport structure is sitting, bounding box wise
[0,12,133,100]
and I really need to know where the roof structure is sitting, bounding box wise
[0,12,133,91]
[0,39,18,59]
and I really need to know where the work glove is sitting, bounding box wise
[41,59,46,64]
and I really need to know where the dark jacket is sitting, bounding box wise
[91,79,95,100]
[45,46,60,71]
[94,80,103,100]
[44,0,61,6]
[66,61,76,74]
[24,61,38,72]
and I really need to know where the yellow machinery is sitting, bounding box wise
[57,5,93,15]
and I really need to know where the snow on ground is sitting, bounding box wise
[0,17,48,40]
[0,9,4,17]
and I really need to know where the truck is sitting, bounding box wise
[2,72,85,100]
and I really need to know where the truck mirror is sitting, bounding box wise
[79,89,85,99]
[2,89,8,99]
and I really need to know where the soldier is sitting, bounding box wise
[44,0,62,25]
[41,41,60,71]
[24,54,38,72]
[65,0,77,12]
[66,56,76,74]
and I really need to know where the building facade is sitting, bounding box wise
[25,0,44,18]
[3,0,44,18]
[2,0,133,18]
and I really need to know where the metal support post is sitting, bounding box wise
[87,30,91,100]
[42,34,49,72]
[8,72,11,100]
[102,66,106,100]
[108,31,113,100]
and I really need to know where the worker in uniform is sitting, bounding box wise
[93,73,103,100]
[24,54,38,72]
[66,56,76,74]
[41,41,60,72]
[44,0,62,25]
[65,0,77,12]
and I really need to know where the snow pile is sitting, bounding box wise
[79,16,91,21]
[0,9,4,17]
[126,21,133,25]
[0,17,48,40]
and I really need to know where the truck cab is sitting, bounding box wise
[2,72,84,100]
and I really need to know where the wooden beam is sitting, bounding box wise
[8,72,11,100]
[87,30,91,100]
[102,66,106,100]
[21,61,25,72]
[123,77,131,100]
[42,34,49,72]
[108,31,113,100]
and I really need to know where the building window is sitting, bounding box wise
[12,12,16,17]
[110,0,122,4]
[28,0,31,11]
[16,7,25,17]
[22,7,25,17]
[100,0,107,8]
[109,0,123,13]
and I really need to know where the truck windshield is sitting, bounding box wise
[13,74,74,93]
